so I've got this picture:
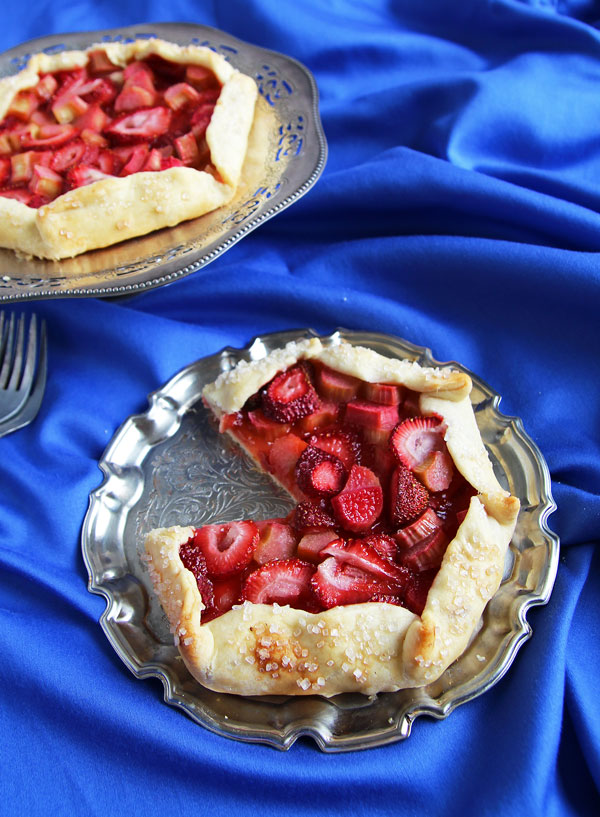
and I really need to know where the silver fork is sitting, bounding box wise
[0,312,47,435]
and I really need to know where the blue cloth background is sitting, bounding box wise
[1,1,599,814]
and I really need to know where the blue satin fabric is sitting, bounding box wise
[0,1,598,814]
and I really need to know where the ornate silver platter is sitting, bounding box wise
[82,329,559,751]
[0,23,327,302]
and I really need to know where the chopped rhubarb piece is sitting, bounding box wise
[97,150,117,174]
[267,433,308,483]
[295,445,346,498]
[119,144,149,175]
[51,92,89,124]
[361,382,404,405]
[307,428,362,471]
[292,500,337,533]
[10,151,36,184]
[80,128,109,148]
[242,558,316,607]
[402,528,449,572]
[87,49,120,75]
[253,521,298,565]
[402,390,421,418]
[296,400,339,433]
[315,365,360,402]
[413,449,454,492]
[142,148,162,172]
[403,569,437,616]
[331,464,383,533]
[194,520,258,577]
[174,131,200,166]
[7,92,39,121]
[394,507,443,549]
[185,64,218,90]
[390,416,447,470]
[66,164,113,189]
[345,399,399,431]
[297,530,340,562]
[389,464,429,526]
[164,82,202,111]
[34,74,58,101]
[29,165,62,199]
[311,556,383,609]
[262,362,320,423]
[321,538,408,587]
[104,106,172,143]
[179,537,215,611]
[160,155,184,169]
[123,61,156,87]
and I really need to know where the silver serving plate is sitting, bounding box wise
[82,329,559,751]
[0,23,327,302]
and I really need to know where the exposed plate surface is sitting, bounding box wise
[82,329,559,751]
[0,23,327,301]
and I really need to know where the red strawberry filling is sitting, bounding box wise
[0,50,222,207]
[190,361,477,622]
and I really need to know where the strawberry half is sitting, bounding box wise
[292,500,337,533]
[242,558,316,607]
[330,465,383,533]
[403,568,437,615]
[307,428,362,471]
[193,520,258,576]
[295,445,347,498]
[253,520,298,565]
[262,362,320,423]
[362,533,398,562]
[311,557,383,609]
[321,538,409,588]
[179,537,215,611]
[104,106,172,143]
[390,416,447,470]
[389,464,429,526]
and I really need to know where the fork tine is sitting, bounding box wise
[0,318,47,438]
[0,312,15,388]
[7,313,26,391]
[13,314,37,394]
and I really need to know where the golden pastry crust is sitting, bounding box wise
[0,38,257,259]
[144,340,520,696]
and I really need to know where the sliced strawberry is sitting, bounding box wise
[262,363,320,424]
[311,557,382,609]
[248,408,292,440]
[295,445,346,498]
[362,533,398,562]
[194,520,258,577]
[389,464,429,526]
[142,148,162,172]
[292,500,337,533]
[104,106,172,143]
[97,149,117,174]
[242,558,316,607]
[0,188,32,204]
[413,449,454,492]
[361,382,404,405]
[331,465,383,533]
[66,164,113,189]
[402,528,449,572]
[123,61,156,88]
[345,399,399,432]
[81,78,117,106]
[114,83,157,112]
[307,428,362,471]
[390,416,447,470]
[179,537,215,611]
[297,530,340,562]
[164,82,202,111]
[267,433,307,484]
[50,139,87,172]
[314,365,360,402]
[160,155,184,169]
[403,568,437,615]
[253,521,298,565]
[321,538,408,588]
[21,123,77,149]
[394,507,443,549]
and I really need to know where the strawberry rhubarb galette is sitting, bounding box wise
[0,38,257,258]
[144,338,520,697]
